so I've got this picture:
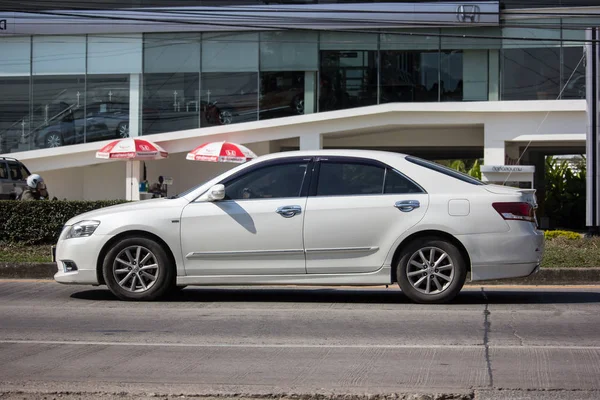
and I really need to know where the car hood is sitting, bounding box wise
[65,198,184,225]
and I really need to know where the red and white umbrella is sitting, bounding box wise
[96,138,168,160]
[186,141,257,163]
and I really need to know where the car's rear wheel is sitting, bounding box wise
[397,237,467,304]
[117,122,129,138]
[102,237,174,301]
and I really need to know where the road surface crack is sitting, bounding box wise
[481,287,494,388]
[509,311,525,346]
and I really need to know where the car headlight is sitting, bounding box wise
[65,220,100,239]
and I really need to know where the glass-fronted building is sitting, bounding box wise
[0,1,595,154]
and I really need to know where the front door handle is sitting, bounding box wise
[395,200,420,212]
[276,205,302,218]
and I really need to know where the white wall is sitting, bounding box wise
[41,161,126,200]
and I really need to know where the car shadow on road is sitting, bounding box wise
[69,286,600,304]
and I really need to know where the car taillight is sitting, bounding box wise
[492,202,535,222]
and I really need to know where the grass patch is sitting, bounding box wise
[0,243,53,263]
[1,237,599,267]
[542,236,600,268]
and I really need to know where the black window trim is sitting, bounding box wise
[309,156,426,197]
[215,156,315,202]
[405,155,485,186]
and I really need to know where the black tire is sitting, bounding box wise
[396,237,467,304]
[102,237,174,301]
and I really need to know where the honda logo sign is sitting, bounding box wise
[457,5,481,23]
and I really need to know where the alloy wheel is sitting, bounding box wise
[294,98,304,114]
[406,247,455,295]
[118,123,129,138]
[219,110,233,125]
[112,245,159,293]
[46,134,62,148]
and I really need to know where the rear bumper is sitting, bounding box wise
[458,225,544,281]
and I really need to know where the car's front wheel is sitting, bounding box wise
[397,237,467,304]
[102,237,174,301]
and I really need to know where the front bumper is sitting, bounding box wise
[53,233,109,285]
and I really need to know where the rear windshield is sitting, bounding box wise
[405,156,486,186]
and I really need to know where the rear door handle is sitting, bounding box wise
[395,200,420,212]
[276,205,302,218]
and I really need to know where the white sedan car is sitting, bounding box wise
[54,150,544,304]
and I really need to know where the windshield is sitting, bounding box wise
[405,156,486,186]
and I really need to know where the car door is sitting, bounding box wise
[180,157,313,276]
[303,156,429,274]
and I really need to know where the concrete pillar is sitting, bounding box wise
[126,159,141,201]
[483,123,504,166]
[488,50,500,101]
[304,71,316,115]
[126,74,142,201]
[299,132,322,151]
[129,74,141,137]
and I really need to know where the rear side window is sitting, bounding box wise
[384,169,424,194]
[405,156,485,185]
[316,161,424,196]
[0,162,8,180]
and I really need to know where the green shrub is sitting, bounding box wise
[544,230,582,240]
[0,200,127,245]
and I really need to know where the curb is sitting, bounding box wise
[0,262,57,279]
[1,263,599,285]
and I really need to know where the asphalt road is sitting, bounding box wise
[1,281,600,399]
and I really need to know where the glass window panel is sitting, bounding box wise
[384,169,423,194]
[501,47,560,100]
[30,75,85,150]
[32,36,86,75]
[320,50,377,111]
[224,162,309,200]
[562,17,600,47]
[202,32,258,73]
[502,19,560,49]
[85,74,131,143]
[87,34,142,74]
[380,50,439,103]
[202,72,257,127]
[259,71,306,120]
[380,29,439,51]
[142,73,200,135]
[441,27,501,50]
[320,32,378,51]
[440,50,463,101]
[562,46,586,100]
[0,36,31,77]
[317,162,384,196]
[0,77,30,154]
[144,33,201,73]
[260,31,318,71]
[461,50,488,101]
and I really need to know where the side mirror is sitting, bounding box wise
[207,184,225,201]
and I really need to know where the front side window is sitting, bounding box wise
[224,162,309,200]
[317,162,384,196]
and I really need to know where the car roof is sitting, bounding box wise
[255,149,409,161]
